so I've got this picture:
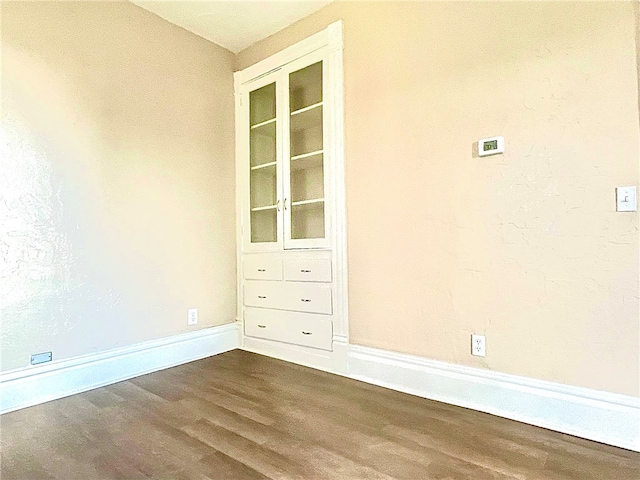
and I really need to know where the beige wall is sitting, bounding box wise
[238,1,640,396]
[2,1,638,398]
[0,2,236,371]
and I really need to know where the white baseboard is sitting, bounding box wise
[4,324,637,452]
[331,335,349,376]
[241,334,348,375]
[348,345,640,452]
[0,323,240,415]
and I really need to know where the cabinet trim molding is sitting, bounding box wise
[234,23,339,87]
[326,21,348,339]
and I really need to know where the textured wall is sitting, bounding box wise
[0,2,236,371]
[238,1,640,396]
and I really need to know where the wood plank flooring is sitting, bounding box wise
[1,349,638,479]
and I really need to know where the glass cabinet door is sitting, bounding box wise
[287,61,326,243]
[248,83,279,245]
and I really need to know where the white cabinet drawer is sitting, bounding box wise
[244,281,284,310]
[281,283,332,314]
[244,308,332,351]
[244,281,332,315]
[283,259,332,283]
[243,256,282,281]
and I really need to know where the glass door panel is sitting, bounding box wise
[290,109,323,157]
[291,202,325,239]
[250,83,276,125]
[250,165,277,208]
[251,209,278,243]
[288,61,325,242]
[250,122,276,167]
[290,61,322,112]
[249,83,278,245]
[290,153,324,202]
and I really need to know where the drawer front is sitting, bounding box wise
[244,281,284,310]
[244,308,333,351]
[283,259,332,283]
[282,283,332,314]
[244,281,332,315]
[243,256,282,281]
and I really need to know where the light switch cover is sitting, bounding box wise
[616,186,637,212]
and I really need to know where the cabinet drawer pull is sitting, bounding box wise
[258,324,267,329]
[258,295,267,299]
[300,269,311,273]
[301,298,311,303]
[301,331,312,335]
[257,268,266,272]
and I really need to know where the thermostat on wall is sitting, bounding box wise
[478,136,505,157]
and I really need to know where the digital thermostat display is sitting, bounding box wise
[478,136,505,157]
[483,140,498,151]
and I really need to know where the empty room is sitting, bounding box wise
[1,1,639,478]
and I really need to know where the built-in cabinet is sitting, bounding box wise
[235,22,346,361]
[242,251,334,350]
[243,50,329,251]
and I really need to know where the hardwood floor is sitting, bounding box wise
[1,349,638,479]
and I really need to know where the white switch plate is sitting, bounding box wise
[188,308,198,326]
[616,186,637,212]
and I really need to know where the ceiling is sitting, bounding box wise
[130,1,333,53]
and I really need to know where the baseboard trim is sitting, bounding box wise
[0,323,240,415]
[4,327,637,451]
[348,345,640,452]
[241,334,348,375]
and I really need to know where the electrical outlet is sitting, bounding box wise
[471,334,486,357]
[188,308,198,326]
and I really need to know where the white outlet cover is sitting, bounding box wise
[471,334,486,357]
[188,308,198,325]
[616,186,637,212]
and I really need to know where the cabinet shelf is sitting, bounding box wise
[291,101,322,117]
[251,161,277,171]
[292,198,324,207]
[290,152,323,173]
[251,117,276,130]
[251,204,278,212]
[291,149,323,161]
[290,103,323,133]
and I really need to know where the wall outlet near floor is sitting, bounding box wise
[471,334,486,357]
[188,308,198,326]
